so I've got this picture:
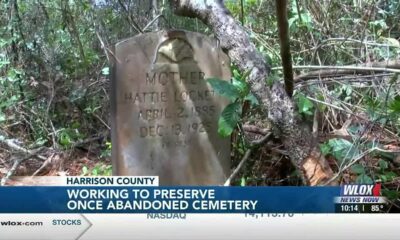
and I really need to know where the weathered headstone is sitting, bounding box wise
[111,30,231,185]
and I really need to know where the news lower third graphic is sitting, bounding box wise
[0,176,388,214]
[334,183,388,213]
[0,176,391,214]
[0,177,395,240]
[0,176,343,213]
[0,186,328,213]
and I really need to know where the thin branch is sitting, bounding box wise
[117,0,143,33]
[251,133,272,146]
[224,149,251,186]
[0,147,44,186]
[240,0,244,25]
[272,65,400,74]
[143,14,171,32]
[306,96,347,112]
[324,144,400,186]
[224,133,271,186]
[324,147,375,186]
[1,158,23,186]
[0,136,47,161]
[95,31,110,62]
[292,61,400,81]
[295,73,392,87]
[295,0,302,23]
[71,133,106,149]
[312,108,318,137]
[93,113,110,130]
[62,1,87,67]
[322,37,400,48]
[31,153,55,177]
[242,124,270,135]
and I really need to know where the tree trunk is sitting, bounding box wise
[169,0,337,186]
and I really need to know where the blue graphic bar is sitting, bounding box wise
[0,187,340,213]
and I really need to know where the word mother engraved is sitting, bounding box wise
[111,30,231,185]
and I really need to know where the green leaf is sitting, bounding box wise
[382,189,400,200]
[244,93,259,106]
[320,143,331,156]
[266,74,279,87]
[316,93,327,112]
[231,77,248,95]
[241,69,252,81]
[382,37,400,47]
[59,132,72,147]
[381,171,397,182]
[296,93,314,115]
[380,174,388,182]
[389,96,400,113]
[232,69,241,80]
[207,78,240,101]
[35,137,48,146]
[0,60,10,69]
[101,67,109,75]
[82,166,88,175]
[71,122,81,129]
[328,138,359,163]
[356,174,373,184]
[0,112,6,122]
[288,17,297,29]
[300,12,312,24]
[378,159,389,170]
[240,177,246,186]
[218,102,242,137]
[69,88,87,103]
[351,164,365,174]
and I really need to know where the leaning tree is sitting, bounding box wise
[169,0,336,186]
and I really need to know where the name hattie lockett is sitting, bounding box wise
[124,71,215,103]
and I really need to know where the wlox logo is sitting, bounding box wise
[341,183,381,196]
